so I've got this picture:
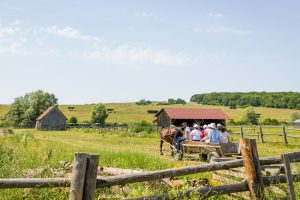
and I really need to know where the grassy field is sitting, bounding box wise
[1,102,300,124]
[1,128,300,199]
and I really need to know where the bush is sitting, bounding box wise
[68,116,78,124]
[136,99,151,105]
[0,120,12,128]
[261,118,279,125]
[227,119,247,125]
[133,121,154,134]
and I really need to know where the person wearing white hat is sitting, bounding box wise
[191,124,201,141]
[200,123,220,144]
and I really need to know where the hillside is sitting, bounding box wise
[1,102,300,124]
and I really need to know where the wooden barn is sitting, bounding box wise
[36,105,68,130]
[155,108,230,128]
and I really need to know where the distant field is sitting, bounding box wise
[1,102,300,124]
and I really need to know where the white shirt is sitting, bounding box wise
[220,131,229,143]
[184,126,192,140]
[191,129,201,141]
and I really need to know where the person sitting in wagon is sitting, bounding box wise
[200,123,220,144]
[217,124,229,143]
[171,125,186,151]
[191,124,201,141]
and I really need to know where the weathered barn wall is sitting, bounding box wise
[37,108,67,130]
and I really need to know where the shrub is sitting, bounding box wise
[0,120,12,128]
[136,99,151,105]
[261,118,279,125]
[68,116,78,124]
[133,121,154,134]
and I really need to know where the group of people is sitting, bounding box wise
[172,122,229,151]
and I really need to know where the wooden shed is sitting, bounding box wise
[36,105,68,130]
[155,108,230,128]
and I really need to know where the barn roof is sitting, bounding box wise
[155,108,230,120]
[36,105,68,121]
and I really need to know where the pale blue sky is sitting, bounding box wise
[0,0,299,104]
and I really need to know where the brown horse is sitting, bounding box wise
[160,128,177,155]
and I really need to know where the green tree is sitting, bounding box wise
[168,98,176,104]
[290,112,300,122]
[7,90,57,127]
[68,116,78,124]
[176,98,186,104]
[136,99,151,105]
[91,104,108,126]
[243,107,258,125]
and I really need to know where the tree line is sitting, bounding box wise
[190,92,300,109]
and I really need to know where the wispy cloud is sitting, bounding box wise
[195,25,252,35]
[44,26,102,43]
[207,12,223,18]
[134,12,154,18]
[0,24,198,66]
[0,27,19,37]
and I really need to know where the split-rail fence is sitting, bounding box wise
[0,138,300,199]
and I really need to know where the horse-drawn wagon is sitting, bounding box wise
[174,141,241,162]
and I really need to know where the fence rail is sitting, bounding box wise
[228,125,300,145]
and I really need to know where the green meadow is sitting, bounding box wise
[1,102,300,124]
[1,103,300,199]
[1,128,300,199]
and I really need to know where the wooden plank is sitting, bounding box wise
[83,154,99,200]
[282,154,296,200]
[284,151,300,163]
[96,159,244,188]
[96,156,282,188]
[286,135,300,138]
[127,174,300,200]
[0,178,70,188]
[243,134,260,137]
[69,153,88,200]
[240,139,265,200]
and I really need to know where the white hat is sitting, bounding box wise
[193,124,199,128]
[209,123,216,129]
[203,125,208,129]
[217,124,222,127]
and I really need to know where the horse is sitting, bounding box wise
[160,127,177,155]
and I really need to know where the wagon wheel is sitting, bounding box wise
[174,150,183,160]
[207,152,220,163]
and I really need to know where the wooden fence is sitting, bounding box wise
[228,125,300,145]
[0,139,300,199]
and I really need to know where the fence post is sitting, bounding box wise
[282,154,296,200]
[283,126,288,144]
[240,139,265,200]
[259,126,264,143]
[69,153,99,200]
[83,154,99,200]
[240,126,244,138]
[69,153,88,200]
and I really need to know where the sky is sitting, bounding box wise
[0,0,299,104]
